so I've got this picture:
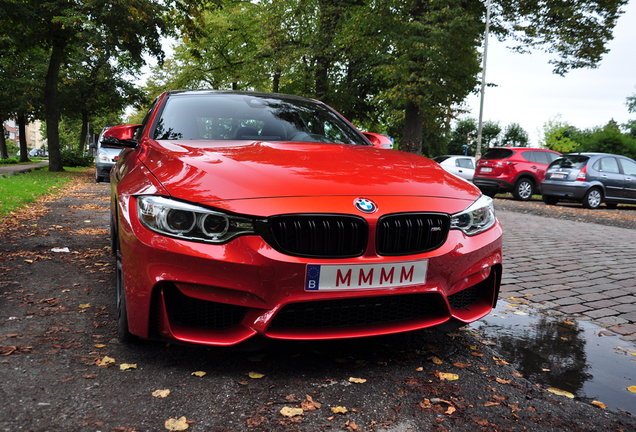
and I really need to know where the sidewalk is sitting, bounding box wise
[0,161,49,177]
[496,209,636,342]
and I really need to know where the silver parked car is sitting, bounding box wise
[541,153,636,209]
[432,155,476,181]
[93,127,123,183]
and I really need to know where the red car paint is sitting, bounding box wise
[106,90,503,347]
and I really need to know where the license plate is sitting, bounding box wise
[305,260,428,291]
[480,167,492,173]
[551,173,567,179]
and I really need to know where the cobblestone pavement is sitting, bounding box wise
[496,209,636,342]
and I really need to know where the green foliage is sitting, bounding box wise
[626,90,636,114]
[0,168,83,216]
[502,123,529,147]
[0,158,19,165]
[540,115,580,153]
[576,121,636,159]
[448,118,477,155]
[60,149,94,168]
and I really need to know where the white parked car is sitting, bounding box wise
[432,155,476,181]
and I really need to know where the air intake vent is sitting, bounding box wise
[264,215,368,258]
[163,284,248,330]
[270,294,438,329]
[376,213,450,256]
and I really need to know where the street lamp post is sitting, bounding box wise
[475,0,492,161]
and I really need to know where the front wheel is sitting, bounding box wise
[513,178,534,201]
[582,188,602,209]
[115,248,136,342]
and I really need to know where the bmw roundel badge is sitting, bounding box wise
[354,198,377,214]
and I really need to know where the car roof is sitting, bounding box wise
[164,89,322,105]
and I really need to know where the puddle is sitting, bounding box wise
[470,301,636,413]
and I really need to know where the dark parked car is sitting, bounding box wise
[541,153,636,209]
[103,90,503,347]
[473,148,562,200]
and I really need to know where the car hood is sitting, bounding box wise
[140,140,480,204]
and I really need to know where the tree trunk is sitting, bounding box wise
[272,71,280,93]
[17,112,30,163]
[399,102,423,154]
[45,42,67,172]
[0,121,8,160]
[314,0,338,102]
[79,110,88,153]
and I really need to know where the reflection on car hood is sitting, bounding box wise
[141,140,480,203]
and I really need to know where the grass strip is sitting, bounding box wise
[0,167,86,216]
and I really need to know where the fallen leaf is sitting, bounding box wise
[280,407,303,417]
[94,344,106,348]
[628,385,636,394]
[495,378,511,385]
[548,387,574,398]
[191,371,206,377]
[249,371,264,379]
[591,400,607,409]
[301,394,321,411]
[416,367,423,371]
[453,362,471,368]
[78,303,90,309]
[484,402,500,407]
[419,399,432,409]
[438,372,459,381]
[564,320,574,325]
[430,357,443,365]
[97,356,115,367]
[331,406,348,414]
[120,363,137,371]
[513,311,527,316]
[445,406,456,415]
[165,416,189,431]
[349,377,366,384]
[153,389,171,398]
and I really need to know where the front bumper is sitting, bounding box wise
[118,198,504,346]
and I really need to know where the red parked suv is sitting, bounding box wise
[473,148,562,200]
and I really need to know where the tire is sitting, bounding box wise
[116,246,136,342]
[542,195,559,205]
[480,188,497,198]
[582,188,602,209]
[95,172,103,183]
[513,178,534,201]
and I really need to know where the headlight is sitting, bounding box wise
[98,152,110,163]
[137,196,255,244]
[450,195,496,236]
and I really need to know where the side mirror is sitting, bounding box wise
[362,132,394,149]
[102,124,143,148]
[89,142,97,149]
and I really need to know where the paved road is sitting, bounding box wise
[0,161,48,176]
[495,208,636,342]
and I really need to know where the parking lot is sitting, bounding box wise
[1,175,636,431]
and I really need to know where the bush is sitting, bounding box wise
[0,157,19,165]
[61,149,94,167]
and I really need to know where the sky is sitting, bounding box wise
[464,1,636,147]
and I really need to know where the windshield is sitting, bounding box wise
[548,155,589,170]
[151,93,368,145]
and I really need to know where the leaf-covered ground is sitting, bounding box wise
[1,171,635,431]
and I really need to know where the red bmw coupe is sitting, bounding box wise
[105,90,503,346]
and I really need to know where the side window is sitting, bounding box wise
[547,152,560,162]
[456,158,474,169]
[521,151,535,162]
[619,158,636,176]
[598,157,620,173]
[534,151,550,165]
